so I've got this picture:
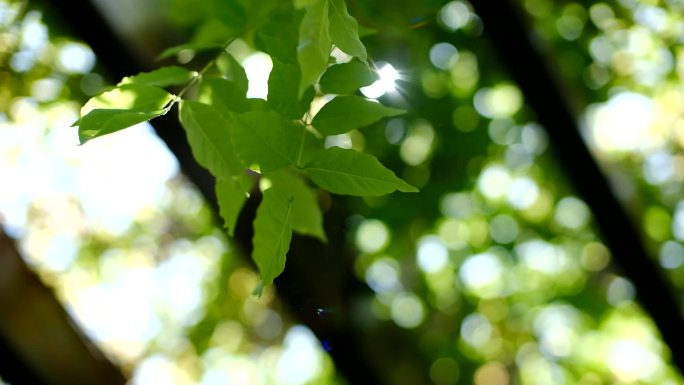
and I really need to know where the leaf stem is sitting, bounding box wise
[166,3,281,110]
[174,36,241,100]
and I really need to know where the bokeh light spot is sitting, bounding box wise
[659,241,684,269]
[478,164,512,201]
[517,240,569,275]
[489,214,519,244]
[461,312,493,348]
[391,293,425,328]
[430,357,460,385]
[276,326,324,385]
[355,219,390,253]
[533,304,580,358]
[554,196,590,230]
[417,236,449,273]
[440,192,474,219]
[588,92,654,153]
[429,42,459,70]
[507,177,539,209]
[400,120,434,165]
[474,362,509,385]
[474,83,523,119]
[365,257,402,294]
[606,276,636,306]
[385,118,407,144]
[57,42,96,74]
[460,252,504,297]
[580,242,611,272]
[439,1,471,31]
[607,340,663,382]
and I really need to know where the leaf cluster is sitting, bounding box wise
[73,0,417,293]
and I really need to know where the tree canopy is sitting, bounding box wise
[2,0,684,384]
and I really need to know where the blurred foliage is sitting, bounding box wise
[3,0,684,384]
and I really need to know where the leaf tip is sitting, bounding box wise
[252,281,265,297]
[389,107,407,116]
[398,183,419,193]
[77,132,90,145]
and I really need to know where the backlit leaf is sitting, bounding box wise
[305,146,417,195]
[295,0,321,8]
[191,7,246,44]
[232,111,317,172]
[319,60,378,94]
[76,108,167,144]
[252,185,294,292]
[76,83,174,143]
[120,66,196,88]
[256,12,301,64]
[216,53,249,94]
[312,95,405,135]
[199,77,249,118]
[328,0,367,61]
[298,0,331,95]
[268,169,326,241]
[179,100,243,178]
[157,42,225,60]
[257,10,314,118]
[268,58,303,119]
[216,175,253,236]
[81,83,174,115]
[238,0,281,21]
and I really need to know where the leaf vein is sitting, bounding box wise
[306,167,396,183]
[189,108,233,172]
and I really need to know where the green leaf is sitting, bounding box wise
[179,100,244,178]
[268,58,303,119]
[295,0,321,8]
[216,175,253,236]
[305,146,417,195]
[157,42,225,60]
[76,83,174,143]
[232,111,318,173]
[252,185,294,291]
[76,108,168,144]
[81,83,174,114]
[238,0,281,21]
[328,0,367,61]
[191,16,244,45]
[257,32,296,64]
[312,95,405,135]
[199,77,249,118]
[319,60,378,94]
[120,66,196,88]
[256,10,314,118]
[216,53,249,94]
[268,169,326,241]
[298,125,325,166]
[298,0,332,95]
[358,25,378,38]
[256,12,301,64]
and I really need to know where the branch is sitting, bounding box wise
[0,228,127,385]
[470,0,684,374]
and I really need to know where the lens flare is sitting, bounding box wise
[361,62,401,98]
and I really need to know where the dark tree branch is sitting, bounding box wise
[470,0,684,374]
[0,228,127,385]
